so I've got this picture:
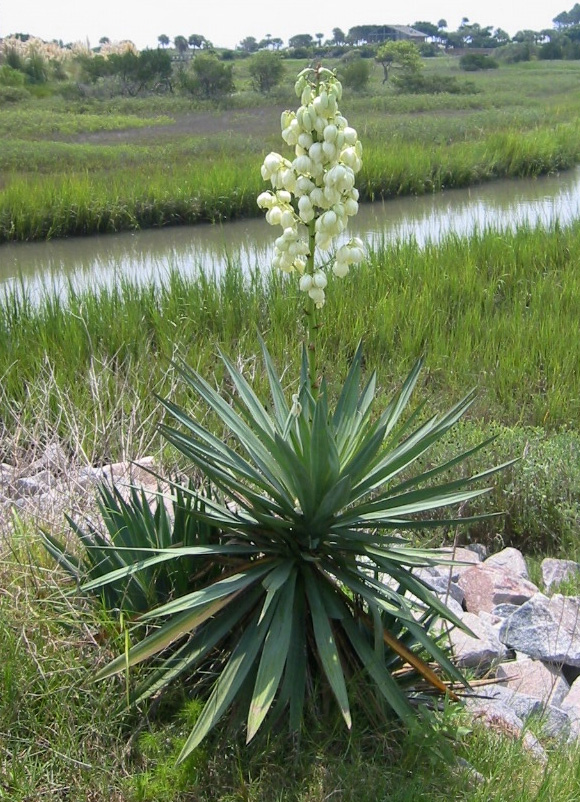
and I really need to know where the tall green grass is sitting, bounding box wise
[2,221,580,461]
[1,122,578,242]
[3,61,580,241]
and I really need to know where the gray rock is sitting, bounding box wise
[541,558,580,594]
[467,701,547,763]
[12,471,54,498]
[495,657,569,707]
[449,612,509,669]
[466,684,570,740]
[561,675,580,721]
[485,547,529,579]
[491,603,521,619]
[413,565,465,605]
[436,547,482,581]
[458,563,539,614]
[499,593,580,666]
[28,443,68,474]
[464,543,488,560]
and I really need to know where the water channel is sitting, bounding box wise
[2,167,580,300]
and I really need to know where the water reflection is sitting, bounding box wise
[2,167,580,300]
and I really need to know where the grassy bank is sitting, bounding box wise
[2,122,579,242]
[3,60,580,241]
[3,535,580,802]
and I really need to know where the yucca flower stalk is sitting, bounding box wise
[258,65,364,388]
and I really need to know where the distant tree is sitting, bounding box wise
[315,32,324,47]
[173,35,189,56]
[492,28,511,46]
[271,37,284,50]
[99,36,110,45]
[238,36,259,52]
[158,34,170,48]
[332,27,346,44]
[248,50,284,92]
[185,53,234,98]
[412,21,439,38]
[188,34,205,50]
[288,33,313,48]
[375,40,422,84]
[437,19,447,29]
[554,5,580,26]
[105,48,173,94]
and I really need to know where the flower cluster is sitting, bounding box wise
[258,67,364,308]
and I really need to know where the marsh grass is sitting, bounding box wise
[4,61,580,241]
[3,221,579,450]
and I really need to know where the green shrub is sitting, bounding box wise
[248,51,284,93]
[339,57,371,91]
[0,84,30,102]
[459,53,499,71]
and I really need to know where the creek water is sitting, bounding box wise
[2,167,580,299]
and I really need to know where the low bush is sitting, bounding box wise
[459,53,499,71]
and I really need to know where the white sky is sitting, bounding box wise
[0,1,569,50]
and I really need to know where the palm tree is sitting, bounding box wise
[158,34,170,49]
[174,35,189,57]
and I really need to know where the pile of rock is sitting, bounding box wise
[419,545,580,759]
[0,443,160,537]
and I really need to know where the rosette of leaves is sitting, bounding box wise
[88,341,506,762]
[40,481,221,614]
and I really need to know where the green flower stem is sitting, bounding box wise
[305,219,319,393]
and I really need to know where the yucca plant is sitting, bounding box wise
[64,66,507,762]
[85,340,505,762]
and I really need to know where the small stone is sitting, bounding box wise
[561,675,580,720]
[435,547,482,581]
[467,701,547,763]
[495,657,569,707]
[413,566,465,605]
[466,684,570,740]
[491,603,521,619]
[449,612,509,669]
[464,543,488,560]
[13,471,53,498]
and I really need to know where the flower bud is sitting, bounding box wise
[343,126,358,145]
[312,270,327,289]
[281,209,295,228]
[322,142,337,161]
[257,191,273,209]
[308,287,325,307]
[293,155,312,174]
[333,260,349,278]
[323,124,338,143]
[299,274,313,292]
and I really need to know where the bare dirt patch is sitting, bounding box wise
[75,106,287,145]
